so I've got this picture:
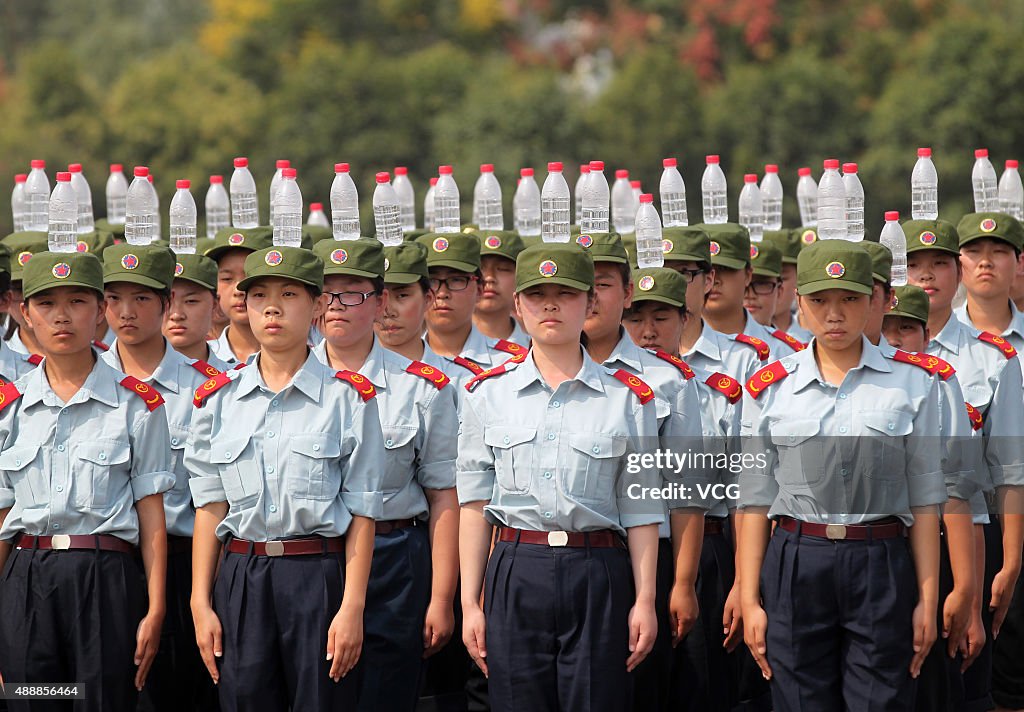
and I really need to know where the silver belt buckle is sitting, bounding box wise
[547,531,569,547]
[264,541,285,557]
[51,534,72,550]
[825,524,847,540]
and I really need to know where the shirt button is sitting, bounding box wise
[385,439,394,447]
[267,466,275,474]
[839,426,848,434]
[551,401,560,408]
[269,505,278,513]
[839,393,848,399]
[14,459,20,466]
[544,471,552,479]
[592,446,600,454]
[840,468,848,475]
[268,431,275,438]
[544,511,552,519]
[57,444,65,452]
[171,438,179,446]
[225,451,232,458]
[55,485,63,492]
[271,399,279,407]
[888,423,895,431]
[312,444,320,451]
[52,523,60,530]
[99,453,106,461]
[503,436,510,444]
[547,433,555,441]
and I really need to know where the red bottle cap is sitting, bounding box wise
[548,162,563,171]
[282,168,297,179]
[823,159,840,170]
[885,211,899,221]
[663,158,677,168]
[917,148,931,158]
[210,175,223,184]
[310,203,323,211]
[765,164,779,173]
[975,149,989,159]
[615,169,629,179]
[30,160,45,170]
[394,166,408,176]
[439,165,453,175]
[639,193,653,204]
[521,168,534,177]
[589,160,604,171]
[110,164,123,172]
[233,157,248,168]
[798,167,811,177]
[14,174,26,183]
[276,160,290,169]
[706,155,720,164]
[176,179,191,189]
[134,166,150,178]
[68,163,82,173]
[335,163,350,173]
[744,174,758,183]
[843,163,858,174]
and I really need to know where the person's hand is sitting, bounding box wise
[192,604,223,684]
[910,600,937,678]
[626,601,657,672]
[326,603,363,682]
[422,599,455,658]
[722,583,744,652]
[990,566,1020,639]
[742,602,771,680]
[941,586,971,657]
[134,610,164,690]
[669,582,698,646]
[462,604,488,677]
[959,605,986,672]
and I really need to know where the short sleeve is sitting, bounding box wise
[185,401,228,507]
[738,390,780,509]
[415,388,458,491]
[339,394,386,520]
[456,393,496,505]
[129,405,174,501]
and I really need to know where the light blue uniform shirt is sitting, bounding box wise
[425,325,514,398]
[688,363,743,519]
[312,337,457,521]
[0,357,174,544]
[683,320,762,388]
[739,338,947,526]
[787,312,814,344]
[0,340,37,384]
[457,349,665,536]
[480,319,530,348]
[955,301,1024,358]
[207,325,244,367]
[5,329,27,355]
[186,351,387,542]
[740,312,799,359]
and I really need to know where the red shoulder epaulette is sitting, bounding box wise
[92,339,109,352]
[493,339,526,356]
[405,360,450,390]
[452,356,485,376]
[0,381,23,413]
[611,369,655,405]
[193,369,238,408]
[977,331,1018,359]
[965,402,984,432]
[651,349,695,379]
[891,349,938,376]
[189,359,222,379]
[27,353,43,366]
[119,375,165,412]
[705,372,743,404]
[465,362,514,393]
[735,333,770,361]
[335,370,377,401]
[921,354,956,381]
[771,329,807,351]
[745,361,789,399]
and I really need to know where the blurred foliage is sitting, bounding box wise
[1,0,1024,238]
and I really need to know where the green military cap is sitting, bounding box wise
[570,224,582,236]
[103,244,176,290]
[173,253,218,290]
[957,212,1024,251]
[887,285,930,325]
[94,218,125,241]
[620,233,637,266]
[416,232,481,273]
[750,241,782,279]
[796,240,873,296]
[795,226,818,248]
[403,228,429,242]
[662,226,712,268]
[0,244,11,278]
[701,223,751,270]
[383,241,429,285]
[3,231,49,282]
[573,231,627,264]
[237,246,324,293]
[519,234,543,250]
[473,229,525,263]
[860,241,892,284]
[207,226,276,261]
[73,229,116,256]
[764,229,800,264]
[23,251,104,299]
[902,219,959,256]
[631,267,687,309]
[516,242,594,292]
[461,223,479,233]
[314,238,384,279]
[196,237,216,256]
[303,225,334,244]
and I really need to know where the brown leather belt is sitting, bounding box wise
[704,517,726,536]
[498,527,625,549]
[226,536,344,557]
[167,535,193,555]
[15,533,135,554]
[778,516,905,541]
[375,518,417,535]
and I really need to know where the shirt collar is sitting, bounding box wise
[0,341,22,382]
[931,313,965,354]
[23,355,120,409]
[683,320,723,362]
[508,347,606,395]
[105,338,186,394]
[790,336,891,392]
[312,338,387,390]
[956,301,1024,340]
[234,349,326,402]
[602,328,644,371]
[458,325,493,364]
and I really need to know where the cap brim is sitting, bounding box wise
[103,273,167,290]
[780,256,799,265]
[237,273,322,293]
[427,259,479,273]
[665,255,712,271]
[711,256,748,270]
[516,276,592,292]
[322,265,382,279]
[797,279,873,296]
[752,268,781,278]
[631,293,685,308]
[590,255,628,264]
[173,275,216,290]
[959,234,1020,250]
[384,272,424,285]
[886,310,927,324]
[207,244,257,261]
[905,243,959,256]
[24,280,104,299]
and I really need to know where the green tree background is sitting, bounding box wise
[1,0,1021,237]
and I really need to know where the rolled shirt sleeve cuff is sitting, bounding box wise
[988,464,1024,488]
[908,471,949,509]
[0,488,13,510]
[737,473,778,509]
[457,471,496,505]
[189,476,228,508]
[946,471,982,503]
[341,491,384,520]
[131,471,174,501]
[417,460,457,491]
[618,508,666,530]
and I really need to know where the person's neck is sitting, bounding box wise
[19,327,43,355]
[176,339,212,363]
[585,326,622,364]
[43,348,97,403]
[227,321,261,362]
[813,338,864,385]
[115,335,166,380]
[382,334,426,362]
[704,308,747,336]
[473,311,514,340]
[927,302,953,340]
[773,308,793,332]
[426,322,472,358]
[258,345,309,392]
[965,294,1012,335]
[532,341,584,390]
[324,333,374,372]
[679,313,704,353]
[1015,294,1024,313]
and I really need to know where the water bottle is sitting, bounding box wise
[611,169,635,233]
[760,164,783,230]
[541,161,571,243]
[660,157,688,227]
[25,159,50,232]
[842,163,864,242]
[48,172,78,253]
[701,155,728,224]
[125,166,158,245]
[66,164,94,235]
[434,165,461,233]
[737,174,764,243]
[272,167,303,247]
[473,164,503,230]
[817,159,847,241]
[373,172,403,247]
[972,149,999,212]
[998,159,1024,220]
[631,180,642,204]
[230,157,259,228]
[308,202,331,228]
[393,166,416,231]
[330,163,361,241]
[268,159,290,226]
[634,194,665,269]
[574,164,590,224]
[911,147,938,220]
[796,166,818,226]
[11,174,27,232]
[880,211,907,286]
[169,179,198,254]
[580,160,609,233]
[205,175,230,238]
[424,177,437,232]
[105,164,128,225]
[514,168,541,236]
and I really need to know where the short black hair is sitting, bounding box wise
[622,303,686,319]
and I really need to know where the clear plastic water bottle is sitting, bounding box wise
[631,180,642,204]
[424,177,437,232]
[760,164,783,231]
[817,159,847,241]
[796,166,818,226]
[634,194,665,269]
[205,175,230,238]
[738,174,764,243]
[67,164,94,234]
[842,163,864,242]
[308,202,331,228]
[330,163,361,241]
[25,159,50,232]
[393,167,416,231]
[373,172,403,247]
[611,169,635,233]
[11,174,27,232]
[125,166,158,245]
[541,161,571,243]
[701,155,728,224]
[973,149,999,212]
[272,167,303,247]
[169,179,198,254]
[268,159,290,226]
[998,160,1024,220]
[660,157,688,227]
[230,157,259,228]
[514,168,542,236]
[574,164,590,224]
[434,165,461,233]
[880,211,907,286]
[474,164,503,230]
[911,147,938,220]
[48,172,78,253]
[580,160,609,233]
[106,164,128,225]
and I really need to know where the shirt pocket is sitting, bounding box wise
[565,433,627,504]
[210,436,261,508]
[288,433,342,501]
[769,419,824,488]
[73,439,130,510]
[0,444,41,503]
[860,409,914,482]
[484,426,536,494]
[381,425,418,493]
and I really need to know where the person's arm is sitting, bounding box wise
[626,523,659,671]
[668,509,703,645]
[941,498,975,657]
[133,493,167,690]
[190,502,228,684]
[327,514,374,681]
[738,507,772,680]
[908,505,941,678]
[460,502,493,676]
[422,487,459,658]
[961,522,988,671]
[992,489,1024,638]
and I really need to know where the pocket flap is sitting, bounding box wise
[291,433,341,459]
[861,409,914,436]
[76,440,129,466]
[0,445,39,471]
[382,426,417,450]
[769,419,821,446]
[569,433,627,459]
[484,426,536,450]
[210,436,252,464]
